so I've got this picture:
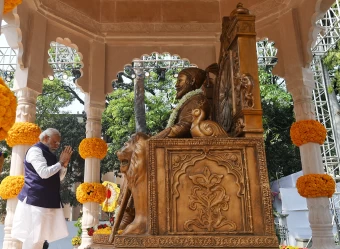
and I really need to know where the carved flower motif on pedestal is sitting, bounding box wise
[184,167,237,232]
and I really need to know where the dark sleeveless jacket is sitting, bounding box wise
[18,142,62,208]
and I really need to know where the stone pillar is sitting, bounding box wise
[287,68,336,249]
[2,87,39,249]
[79,95,105,249]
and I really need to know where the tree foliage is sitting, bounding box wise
[323,42,340,97]
[259,67,301,181]
[0,141,11,222]
[101,72,176,173]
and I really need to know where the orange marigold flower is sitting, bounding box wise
[6,122,41,147]
[3,0,23,14]
[290,120,326,147]
[0,175,24,199]
[296,174,335,198]
[76,182,106,204]
[0,78,17,140]
[79,138,108,160]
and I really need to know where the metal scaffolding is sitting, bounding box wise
[0,46,16,82]
[311,0,340,238]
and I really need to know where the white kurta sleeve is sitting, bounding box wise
[26,147,63,179]
[59,167,67,181]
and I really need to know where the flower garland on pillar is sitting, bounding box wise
[5,122,41,147]
[77,138,108,204]
[0,175,24,199]
[79,138,108,160]
[290,119,335,198]
[76,182,106,204]
[3,0,23,14]
[0,78,17,140]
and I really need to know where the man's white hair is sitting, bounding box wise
[39,128,61,141]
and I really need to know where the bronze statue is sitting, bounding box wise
[153,67,211,138]
[108,4,278,248]
[111,66,218,240]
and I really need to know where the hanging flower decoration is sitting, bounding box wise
[290,120,327,147]
[6,122,41,147]
[3,0,22,14]
[296,174,335,198]
[166,88,203,128]
[79,138,108,160]
[0,175,24,199]
[76,182,106,204]
[0,78,17,141]
[101,181,120,212]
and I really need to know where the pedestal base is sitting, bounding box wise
[113,235,278,248]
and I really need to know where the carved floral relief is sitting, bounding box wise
[167,147,252,234]
[184,167,237,232]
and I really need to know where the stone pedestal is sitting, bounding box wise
[112,138,278,249]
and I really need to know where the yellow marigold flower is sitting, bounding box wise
[71,236,81,246]
[6,122,41,147]
[79,138,108,160]
[3,0,23,14]
[94,227,112,235]
[290,120,327,147]
[76,182,106,204]
[117,230,124,235]
[0,78,17,140]
[0,175,24,199]
[296,174,335,198]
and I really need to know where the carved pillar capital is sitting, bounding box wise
[286,67,315,121]
[84,95,105,138]
[14,87,39,123]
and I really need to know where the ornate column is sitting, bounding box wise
[79,95,105,249]
[287,68,335,249]
[2,87,39,249]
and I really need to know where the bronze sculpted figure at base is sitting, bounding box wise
[109,132,149,242]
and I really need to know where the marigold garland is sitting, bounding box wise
[79,138,108,160]
[3,0,22,14]
[76,182,106,204]
[296,174,335,198]
[6,122,41,147]
[290,120,327,147]
[0,78,17,140]
[0,175,24,199]
[166,88,203,128]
